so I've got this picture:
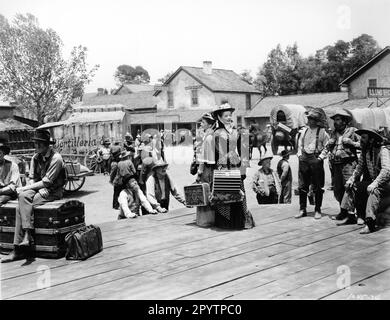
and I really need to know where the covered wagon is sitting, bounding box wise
[269,104,307,155]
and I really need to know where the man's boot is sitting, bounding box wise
[332,208,349,220]
[336,214,357,226]
[19,229,33,247]
[295,209,307,219]
[314,189,323,217]
[360,217,376,234]
[1,246,26,263]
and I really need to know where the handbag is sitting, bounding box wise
[65,225,103,260]
[190,155,199,175]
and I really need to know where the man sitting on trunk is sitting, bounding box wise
[1,129,65,263]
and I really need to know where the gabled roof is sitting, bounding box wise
[38,110,126,129]
[80,91,159,110]
[0,118,33,131]
[246,92,348,118]
[129,109,209,124]
[155,66,260,95]
[340,46,390,85]
[113,84,155,95]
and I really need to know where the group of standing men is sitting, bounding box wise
[294,108,390,234]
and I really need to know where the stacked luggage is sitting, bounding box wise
[0,200,85,258]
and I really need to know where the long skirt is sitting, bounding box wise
[214,179,255,230]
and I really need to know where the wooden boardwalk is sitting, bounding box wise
[1,201,390,300]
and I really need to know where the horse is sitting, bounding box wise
[248,124,271,159]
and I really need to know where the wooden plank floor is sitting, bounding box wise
[1,201,390,300]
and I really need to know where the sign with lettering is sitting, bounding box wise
[367,87,390,98]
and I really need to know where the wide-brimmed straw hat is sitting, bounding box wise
[212,103,235,118]
[152,159,169,171]
[330,109,352,122]
[258,154,273,166]
[355,129,383,142]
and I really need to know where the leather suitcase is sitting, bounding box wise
[0,199,85,258]
[0,223,85,258]
[184,183,210,206]
[0,199,85,228]
[65,225,103,260]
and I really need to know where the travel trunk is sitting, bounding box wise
[0,200,85,258]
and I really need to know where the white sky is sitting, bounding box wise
[1,0,390,92]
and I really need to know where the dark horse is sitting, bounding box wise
[248,124,270,159]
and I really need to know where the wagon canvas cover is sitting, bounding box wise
[270,104,307,129]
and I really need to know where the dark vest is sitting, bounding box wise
[154,173,171,206]
[118,189,141,218]
[277,159,292,184]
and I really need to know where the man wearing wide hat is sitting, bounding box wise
[98,138,111,175]
[112,150,137,207]
[318,109,360,221]
[145,159,187,213]
[0,133,21,204]
[2,129,65,263]
[295,109,329,219]
[277,150,292,204]
[337,129,390,234]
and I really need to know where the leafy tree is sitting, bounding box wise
[347,34,381,75]
[0,13,98,125]
[239,70,254,84]
[157,71,173,84]
[114,64,150,85]
[255,34,381,96]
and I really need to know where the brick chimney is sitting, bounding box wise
[203,61,212,75]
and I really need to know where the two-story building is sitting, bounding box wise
[127,61,261,135]
[329,46,390,111]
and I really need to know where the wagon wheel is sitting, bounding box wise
[86,150,101,173]
[64,176,86,193]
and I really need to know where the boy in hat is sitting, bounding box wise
[0,133,21,204]
[2,129,65,263]
[277,150,292,204]
[117,178,157,219]
[146,159,187,212]
[112,150,137,208]
[124,132,134,151]
[338,129,390,234]
[318,109,360,221]
[295,109,329,219]
[252,154,281,204]
[98,138,111,175]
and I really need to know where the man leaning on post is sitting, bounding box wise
[1,129,66,263]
